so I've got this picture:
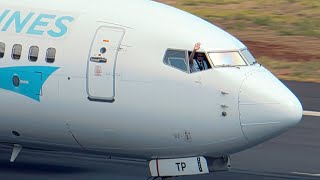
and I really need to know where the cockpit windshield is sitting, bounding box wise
[208,51,246,67]
[241,49,257,65]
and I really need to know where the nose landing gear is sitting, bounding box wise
[148,156,231,179]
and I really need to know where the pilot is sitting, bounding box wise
[189,42,208,73]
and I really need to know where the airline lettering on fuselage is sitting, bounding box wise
[0,9,75,38]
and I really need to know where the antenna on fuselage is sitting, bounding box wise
[10,144,23,163]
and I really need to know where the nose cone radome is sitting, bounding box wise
[239,70,303,145]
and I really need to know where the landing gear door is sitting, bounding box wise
[87,26,125,101]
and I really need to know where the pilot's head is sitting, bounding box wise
[197,53,204,61]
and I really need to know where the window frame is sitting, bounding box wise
[163,49,214,74]
[46,47,56,63]
[187,51,212,73]
[207,50,248,67]
[163,49,190,73]
[12,44,22,60]
[240,48,258,65]
[28,46,39,62]
[0,42,5,59]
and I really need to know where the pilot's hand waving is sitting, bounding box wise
[194,43,201,51]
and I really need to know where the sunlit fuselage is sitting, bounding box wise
[0,0,302,161]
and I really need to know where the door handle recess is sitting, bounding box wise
[90,57,107,63]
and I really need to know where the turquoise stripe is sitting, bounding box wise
[0,66,59,101]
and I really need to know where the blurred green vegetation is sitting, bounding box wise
[158,0,320,83]
[167,0,320,37]
[258,57,320,83]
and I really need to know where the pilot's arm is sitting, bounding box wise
[189,42,201,65]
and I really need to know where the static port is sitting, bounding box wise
[222,112,227,117]
[12,131,20,137]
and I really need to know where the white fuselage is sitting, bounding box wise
[0,0,302,162]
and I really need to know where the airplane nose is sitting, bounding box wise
[239,69,303,145]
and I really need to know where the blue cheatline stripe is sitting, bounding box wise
[0,66,59,101]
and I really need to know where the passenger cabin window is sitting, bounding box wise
[208,52,246,67]
[12,44,22,60]
[0,42,5,58]
[29,46,39,62]
[46,48,56,63]
[164,50,188,73]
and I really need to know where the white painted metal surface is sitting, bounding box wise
[0,0,303,177]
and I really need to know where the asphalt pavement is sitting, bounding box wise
[0,80,318,180]
[284,81,320,112]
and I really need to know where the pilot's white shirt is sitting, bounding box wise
[190,59,208,73]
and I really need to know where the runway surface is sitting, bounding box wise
[0,80,319,180]
[284,81,320,112]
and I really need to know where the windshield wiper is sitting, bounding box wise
[252,61,262,67]
[222,64,232,67]
[221,64,241,69]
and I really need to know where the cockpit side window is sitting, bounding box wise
[163,50,189,73]
[241,49,257,65]
[188,51,211,72]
